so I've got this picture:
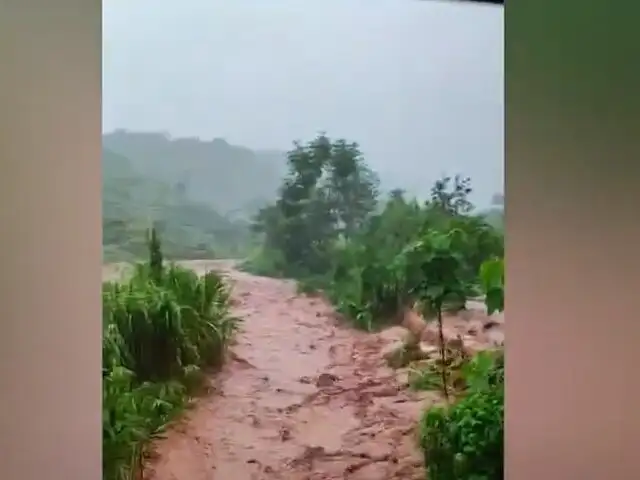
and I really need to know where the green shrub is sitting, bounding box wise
[419,352,504,480]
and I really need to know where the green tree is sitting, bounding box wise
[394,229,468,401]
[252,134,380,277]
[276,136,333,275]
[429,174,473,216]
[324,139,379,240]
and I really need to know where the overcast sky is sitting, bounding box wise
[102,0,503,204]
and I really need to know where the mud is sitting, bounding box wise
[104,260,503,480]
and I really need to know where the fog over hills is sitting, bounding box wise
[103,0,503,207]
[103,130,285,215]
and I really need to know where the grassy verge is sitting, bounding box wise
[102,229,238,480]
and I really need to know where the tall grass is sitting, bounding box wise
[102,229,238,480]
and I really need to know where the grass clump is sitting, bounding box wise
[102,227,238,480]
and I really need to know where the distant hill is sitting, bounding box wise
[102,147,255,262]
[103,130,286,217]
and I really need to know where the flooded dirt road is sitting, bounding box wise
[113,260,504,480]
[139,261,429,480]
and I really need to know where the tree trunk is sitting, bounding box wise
[436,308,450,403]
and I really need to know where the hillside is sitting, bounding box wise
[103,130,286,217]
[102,147,253,262]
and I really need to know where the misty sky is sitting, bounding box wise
[102,0,503,205]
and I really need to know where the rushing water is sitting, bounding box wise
[102,260,503,480]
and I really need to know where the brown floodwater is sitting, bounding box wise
[114,260,505,480]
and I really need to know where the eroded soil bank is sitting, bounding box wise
[127,261,502,480]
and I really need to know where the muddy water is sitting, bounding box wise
[142,261,436,480]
